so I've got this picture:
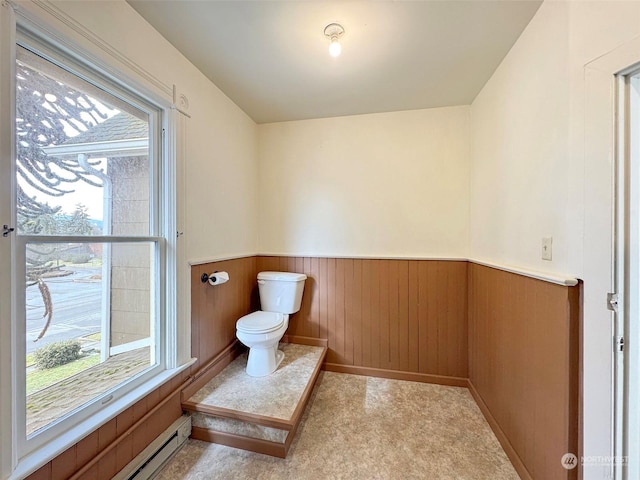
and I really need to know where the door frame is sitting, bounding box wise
[584,34,640,480]
[614,66,640,480]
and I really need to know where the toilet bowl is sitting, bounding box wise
[236,271,306,377]
[236,311,289,377]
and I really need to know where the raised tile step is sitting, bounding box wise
[182,343,327,458]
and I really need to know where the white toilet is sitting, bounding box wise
[236,271,307,377]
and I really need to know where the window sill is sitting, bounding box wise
[10,358,196,480]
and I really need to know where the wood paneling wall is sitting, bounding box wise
[190,256,257,372]
[468,263,580,480]
[257,256,468,380]
[190,255,468,381]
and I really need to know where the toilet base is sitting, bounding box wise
[245,345,285,377]
[275,349,284,368]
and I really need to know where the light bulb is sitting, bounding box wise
[324,23,345,57]
[329,37,341,57]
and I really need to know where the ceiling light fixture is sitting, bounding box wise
[324,23,345,57]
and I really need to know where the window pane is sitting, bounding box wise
[25,241,156,436]
[15,46,150,237]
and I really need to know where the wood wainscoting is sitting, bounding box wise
[257,256,469,384]
[468,263,580,480]
[190,256,468,384]
[190,256,257,372]
[186,256,580,480]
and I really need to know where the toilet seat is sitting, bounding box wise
[237,311,285,334]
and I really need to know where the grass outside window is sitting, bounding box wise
[26,354,100,395]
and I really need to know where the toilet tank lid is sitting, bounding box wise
[258,271,307,282]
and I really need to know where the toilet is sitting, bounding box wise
[236,271,307,377]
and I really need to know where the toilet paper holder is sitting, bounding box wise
[201,271,229,286]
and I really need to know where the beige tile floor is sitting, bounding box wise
[158,371,519,480]
[188,343,324,443]
[186,343,325,419]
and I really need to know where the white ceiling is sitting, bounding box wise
[127,1,542,124]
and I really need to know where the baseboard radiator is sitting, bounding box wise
[113,415,191,480]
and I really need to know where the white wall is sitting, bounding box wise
[469,1,640,478]
[52,0,259,262]
[258,106,470,258]
[470,2,572,273]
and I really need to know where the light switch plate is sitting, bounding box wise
[542,237,553,261]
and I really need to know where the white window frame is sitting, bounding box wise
[0,3,192,478]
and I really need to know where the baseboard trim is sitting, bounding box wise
[323,363,468,387]
[467,381,532,480]
[282,335,328,348]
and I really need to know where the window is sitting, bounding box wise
[10,29,175,461]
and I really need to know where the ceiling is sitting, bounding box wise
[127,1,542,124]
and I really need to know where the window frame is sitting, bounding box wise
[15,24,168,456]
[0,6,189,477]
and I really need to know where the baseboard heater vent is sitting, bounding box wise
[113,415,191,480]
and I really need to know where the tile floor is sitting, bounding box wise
[186,343,325,420]
[187,343,325,444]
[157,370,519,480]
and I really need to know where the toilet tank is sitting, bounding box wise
[257,271,307,314]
